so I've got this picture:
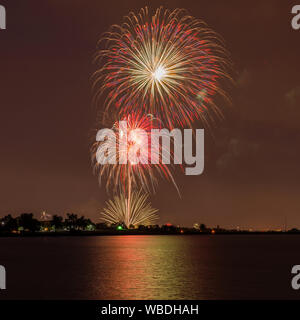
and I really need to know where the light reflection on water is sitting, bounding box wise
[85,235,216,299]
[0,235,299,299]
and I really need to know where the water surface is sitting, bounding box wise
[0,235,299,299]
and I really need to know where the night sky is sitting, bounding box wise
[0,0,299,229]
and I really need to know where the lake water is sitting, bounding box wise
[0,235,299,299]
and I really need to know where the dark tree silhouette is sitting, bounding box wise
[64,213,79,231]
[51,215,63,230]
[77,216,90,230]
[0,215,18,232]
[200,224,207,232]
[18,213,40,232]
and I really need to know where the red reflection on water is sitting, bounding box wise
[109,236,157,299]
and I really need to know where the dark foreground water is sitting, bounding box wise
[0,235,299,299]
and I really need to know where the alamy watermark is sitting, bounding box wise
[96,121,204,175]
[0,5,6,30]
[291,265,300,290]
[292,5,300,30]
[0,265,5,290]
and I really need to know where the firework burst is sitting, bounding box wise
[93,6,231,129]
[91,111,178,195]
[101,190,158,227]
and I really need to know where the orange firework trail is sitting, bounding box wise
[93,6,231,129]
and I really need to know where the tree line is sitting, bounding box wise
[0,213,210,234]
[0,213,96,233]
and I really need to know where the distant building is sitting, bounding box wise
[39,211,52,231]
[193,223,200,230]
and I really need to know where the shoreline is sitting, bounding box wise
[0,230,299,237]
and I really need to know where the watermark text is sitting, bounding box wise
[0,5,6,30]
[96,121,204,176]
[292,5,300,30]
[0,265,5,290]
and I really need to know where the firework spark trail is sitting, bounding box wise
[101,190,159,227]
[91,112,179,226]
[92,6,231,226]
[93,6,231,129]
[91,112,178,195]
